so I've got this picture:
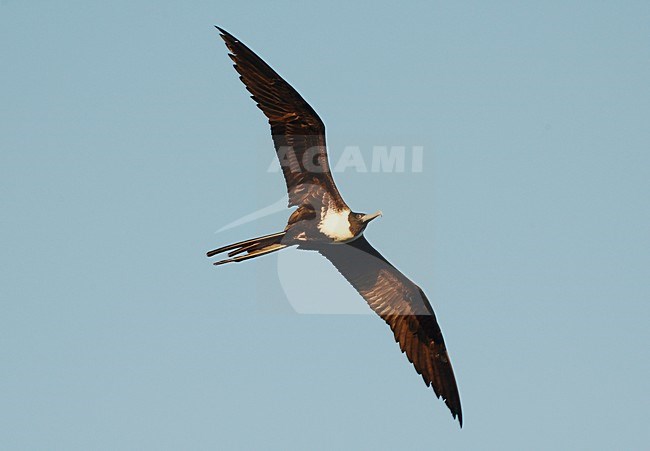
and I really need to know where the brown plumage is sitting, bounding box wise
[316,236,462,426]
[217,26,346,211]
[209,26,463,426]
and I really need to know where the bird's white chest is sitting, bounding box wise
[318,208,354,242]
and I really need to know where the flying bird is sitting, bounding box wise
[208,27,463,426]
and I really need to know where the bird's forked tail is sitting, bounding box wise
[206,231,288,266]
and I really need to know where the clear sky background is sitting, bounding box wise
[2,1,649,450]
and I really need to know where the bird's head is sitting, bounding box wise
[349,210,382,234]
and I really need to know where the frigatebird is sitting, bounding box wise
[207,27,463,426]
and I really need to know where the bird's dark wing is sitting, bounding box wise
[217,27,347,210]
[317,236,463,426]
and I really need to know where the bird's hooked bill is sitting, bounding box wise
[361,211,383,223]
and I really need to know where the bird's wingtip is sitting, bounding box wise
[214,25,231,38]
[450,404,462,428]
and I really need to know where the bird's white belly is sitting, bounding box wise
[318,208,354,242]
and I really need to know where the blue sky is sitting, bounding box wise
[1,1,649,449]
